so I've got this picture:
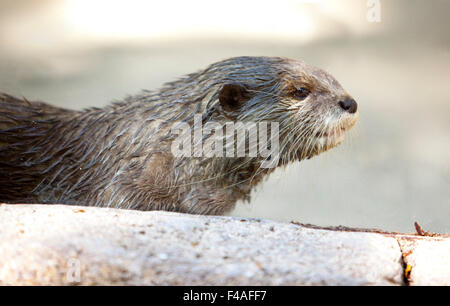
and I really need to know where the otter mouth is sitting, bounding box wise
[289,115,358,161]
[313,125,351,150]
[315,126,347,138]
[313,112,358,148]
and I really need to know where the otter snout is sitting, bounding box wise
[338,98,357,114]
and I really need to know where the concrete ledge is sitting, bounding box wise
[0,204,448,285]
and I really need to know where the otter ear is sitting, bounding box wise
[218,83,249,112]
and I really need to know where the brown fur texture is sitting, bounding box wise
[0,56,358,215]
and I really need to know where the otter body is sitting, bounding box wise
[0,57,357,215]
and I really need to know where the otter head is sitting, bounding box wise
[213,56,358,165]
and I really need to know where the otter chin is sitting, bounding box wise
[0,56,358,215]
[313,114,358,154]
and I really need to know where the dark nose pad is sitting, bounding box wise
[338,98,357,114]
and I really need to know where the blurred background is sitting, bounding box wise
[0,0,449,233]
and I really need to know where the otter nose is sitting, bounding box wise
[338,98,357,114]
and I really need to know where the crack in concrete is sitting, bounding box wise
[395,238,411,286]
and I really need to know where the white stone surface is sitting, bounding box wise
[0,204,405,285]
[0,204,447,285]
[398,237,450,286]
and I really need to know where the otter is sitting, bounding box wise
[0,56,358,215]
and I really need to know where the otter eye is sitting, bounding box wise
[294,87,310,100]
